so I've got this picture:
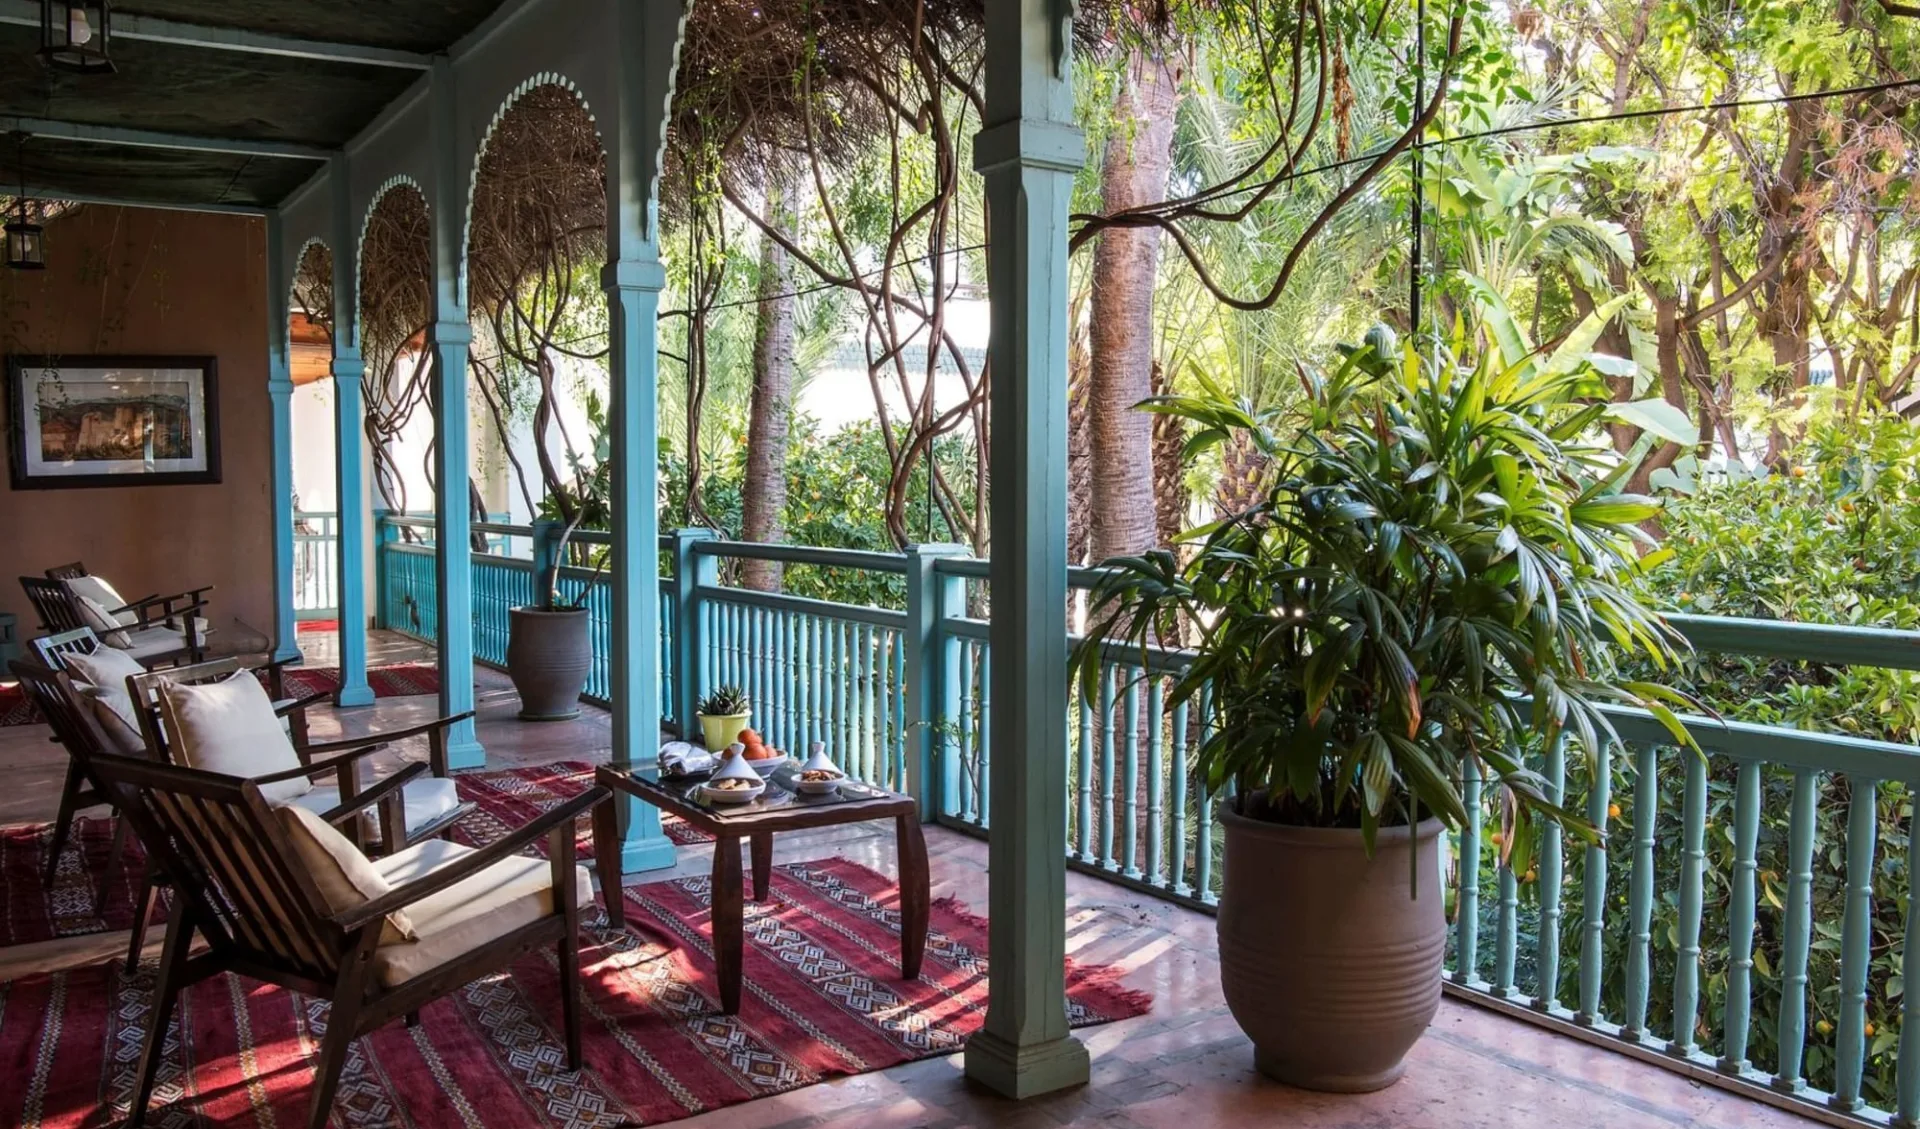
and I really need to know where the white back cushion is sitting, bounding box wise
[158,672,312,804]
[77,687,149,757]
[276,804,415,943]
[63,576,136,625]
[63,646,146,725]
[73,596,132,648]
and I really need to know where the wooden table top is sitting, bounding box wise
[595,762,916,836]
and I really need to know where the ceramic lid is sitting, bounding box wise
[800,741,841,775]
[711,744,763,782]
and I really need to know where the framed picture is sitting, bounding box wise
[6,354,221,489]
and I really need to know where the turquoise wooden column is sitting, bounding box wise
[599,0,689,874]
[426,57,483,767]
[330,157,373,707]
[964,0,1090,1098]
[265,211,302,665]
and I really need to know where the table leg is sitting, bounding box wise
[896,814,929,980]
[751,832,773,901]
[712,836,745,1014]
[593,793,625,929]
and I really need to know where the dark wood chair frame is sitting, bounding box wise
[19,575,211,667]
[88,751,606,1129]
[127,658,478,855]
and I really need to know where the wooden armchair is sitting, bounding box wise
[89,751,605,1129]
[46,561,215,626]
[19,575,209,667]
[128,659,476,854]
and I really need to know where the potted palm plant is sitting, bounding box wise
[1074,320,1698,1091]
[695,685,753,750]
[506,452,609,721]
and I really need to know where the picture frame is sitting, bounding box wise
[5,354,221,490]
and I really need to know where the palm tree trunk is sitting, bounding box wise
[741,169,801,592]
[1088,46,1179,561]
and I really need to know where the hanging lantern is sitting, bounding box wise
[40,1,113,74]
[6,199,46,270]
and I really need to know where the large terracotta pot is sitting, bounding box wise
[1217,800,1445,1092]
[506,606,591,721]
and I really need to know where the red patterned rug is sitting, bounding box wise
[0,681,40,727]
[0,858,1151,1128]
[267,662,443,699]
[0,816,153,947]
[2,762,706,948]
[452,759,712,850]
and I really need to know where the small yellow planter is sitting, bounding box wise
[699,711,751,750]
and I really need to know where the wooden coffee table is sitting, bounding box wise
[593,762,929,1015]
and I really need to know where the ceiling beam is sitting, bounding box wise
[11,184,267,215]
[3,116,334,160]
[0,2,432,69]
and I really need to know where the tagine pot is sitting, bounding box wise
[1216,797,1445,1092]
[505,606,591,721]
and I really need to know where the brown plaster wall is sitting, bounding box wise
[0,205,276,651]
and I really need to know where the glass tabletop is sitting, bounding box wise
[673,762,898,817]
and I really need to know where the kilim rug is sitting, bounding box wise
[0,858,1152,1129]
[0,681,40,727]
[2,764,708,948]
[266,662,443,699]
[451,759,713,850]
[0,816,152,947]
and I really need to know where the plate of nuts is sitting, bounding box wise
[700,776,766,804]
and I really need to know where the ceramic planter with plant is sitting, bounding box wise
[696,685,752,750]
[507,468,609,721]
[1074,320,1698,1092]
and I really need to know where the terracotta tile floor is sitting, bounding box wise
[0,630,1823,1128]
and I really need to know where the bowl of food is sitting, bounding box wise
[700,776,765,804]
[796,767,845,795]
[733,729,789,776]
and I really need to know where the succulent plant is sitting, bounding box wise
[697,685,751,716]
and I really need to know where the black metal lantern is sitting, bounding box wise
[40,1,113,74]
[6,198,46,270]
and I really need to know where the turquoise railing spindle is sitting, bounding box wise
[1534,730,1566,1009]
[1076,682,1095,861]
[978,646,991,827]
[1146,676,1165,886]
[1670,750,1708,1056]
[891,635,907,792]
[1495,851,1518,997]
[1577,740,1612,1024]
[1776,769,1818,1090]
[1834,776,1880,1112]
[1454,754,1483,984]
[807,613,823,748]
[1122,668,1141,878]
[1169,698,1190,896]
[1624,743,1660,1040]
[1194,682,1216,904]
[1720,759,1762,1074]
[860,623,877,782]
[960,641,977,822]
[1897,796,1920,1124]
[1098,664,1117,869]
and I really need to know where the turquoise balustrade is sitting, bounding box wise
[370,514,1920,1126]
[292,510,339,619]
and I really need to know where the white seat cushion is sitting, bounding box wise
[368,838,590,988]
[158,672,312,804]
[63,576,137,625]
[274,804,415,943]
[117,626,196,660]
[285,775,463,840]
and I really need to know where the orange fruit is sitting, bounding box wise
[738,728,761,745]
[746,745,774,760]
